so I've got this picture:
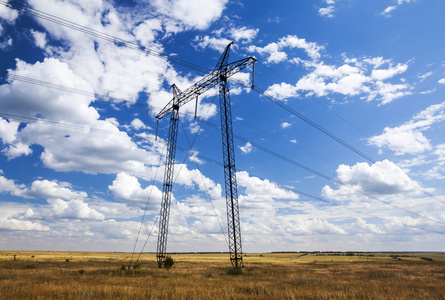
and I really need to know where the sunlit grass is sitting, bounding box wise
[1,251,444,299]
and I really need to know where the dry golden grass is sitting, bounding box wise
[1,251,444,299]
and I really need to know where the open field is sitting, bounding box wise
[1,251,444,299]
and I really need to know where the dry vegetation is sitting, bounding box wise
[1,251,444,299]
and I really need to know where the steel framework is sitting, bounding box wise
[156,84,181,267]
[155,42,255,269]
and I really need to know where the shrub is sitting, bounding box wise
[227,267,243,275]
[164,256,174,269]
[23,264,37,269]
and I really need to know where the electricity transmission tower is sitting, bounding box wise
[155,42,256,269]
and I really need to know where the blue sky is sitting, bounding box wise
[0,0,444,252]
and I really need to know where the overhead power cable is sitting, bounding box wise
[2,68,444,207]
[249,86,445,205]
[179,119,230,248]
[258,62,372,138]
[0,3,443,232]
[3,0,443,204]
[199,117,445,226]
[2,70,444,220]
[252,86,376,163]
[1,110,443,233]
[0,0,210,74]
[128,141,166,270]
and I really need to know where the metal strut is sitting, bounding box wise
[155,43,256,269]
[219,73,243,269]
[156,84,181,268]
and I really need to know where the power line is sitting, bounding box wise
[179,119,230,247]
[1,2,444,236]
[0,0,210,74]
[199,118,445,227]
[6,0,437,203]
[128,141,166,269]
[2,68,444,210]
[257,62,372,138]
[250,85,445,205]
[4,0,444,204]
[1,110,443,234]
[172,139,445,235]
[2,70,444,224]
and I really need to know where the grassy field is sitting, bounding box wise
[0,251,444,299]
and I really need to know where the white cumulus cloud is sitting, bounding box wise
[322,160,424,201]
[368,101,445,155]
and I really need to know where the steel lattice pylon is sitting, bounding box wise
[155,43,255,268]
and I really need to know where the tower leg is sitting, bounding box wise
[156,104,179,268]
[219,78,243,269]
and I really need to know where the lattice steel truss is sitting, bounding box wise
[155,43,255,269]
[156,84,181,267]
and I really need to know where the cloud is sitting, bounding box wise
[0,58,163,178]
[109,172,162,204]
[247,34,324,64]
[237,171,299,216]
[30,30,47,49]
[371,63,408,80]
[438,78,445,85]
[239,141,253,154]
[0,172,87,201]
[22,180,88,200]
[132,19,162,47]
[188,150,204,164]
[229,26,258,43]
[322,160,423,201]
[264,54,410,104]
[381,0,413,17]
[0,4,19,22]
[281,122,291,128]
[267,16,283,24]
[193,35,232,52]
[319,6,335,18]
[276,216,347,235]
[0,217,50,231]
[381,6,397,16]
[418,71,433,82]
[238,171,299,202]
[130,118,148,131]
[0,173,101,221]
[266,82,299,100]
[318,0,335,18]
[0,37,12,50]
[148,0,228,30]
[434,144,445,163]
[47,199,105,220]
[0,118,32,159]
[368,101,445,155]
[248,35,410,104]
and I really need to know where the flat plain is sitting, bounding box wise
[0,251,444,299]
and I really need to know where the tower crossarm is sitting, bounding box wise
[155,57,256,120]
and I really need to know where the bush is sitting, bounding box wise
[420,257,433,262]
[23,264,37,269]
[227,267,243,275]
[164,256,174,269]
